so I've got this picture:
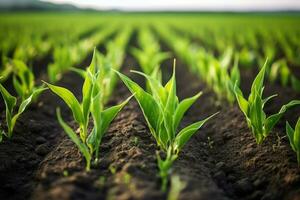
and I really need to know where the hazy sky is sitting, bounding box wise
[42,0,300,11]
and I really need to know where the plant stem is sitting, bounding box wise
[80,125,87,142]
[86,158,91,171]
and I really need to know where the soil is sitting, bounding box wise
[0,32,300,200]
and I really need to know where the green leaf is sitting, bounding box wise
[115,70,161,139]
[87,94,132,157]
[249,93,264,137]
[164,64,177,140]
[19,88,46,114]
[295,118,300,151]
[13,75,24,98]
[234,83,248,116]
[32,87,47,101]
[250,59,267,96]
[174,112,218,152]
[86,90,102,154]
[130,70,167,105]
[12,59,34,99]
[70,67,86,78]
[286,121,296,152]
[44,82,84,124]
[262,94,278,108]
[230,54,240,85]
[100,95,132,135]
[56,108,91,170]
[0,83,17,114]
[265,100,300,136]
[173,92,202,132]
[82,69,94,124]
[10,88,47,137]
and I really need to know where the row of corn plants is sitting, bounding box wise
[45,48,132,170]
[155,24,240,104]
[1,24,219,192]
[155,24,300,165]
[0,24,111,141]
[0,18,300,198]
[0,60,46,141]
[131,26,170,83]
[173,21,300,92]
[47,24,118,83]
[43,27,133,170]
[0,26,122,142]
[116,26,217,190]
[0,19,101,81]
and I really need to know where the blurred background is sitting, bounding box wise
[1,0,300,11]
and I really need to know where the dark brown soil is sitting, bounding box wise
[31,59,165,200]
[0,33,300,200]
[0,70,84,200]
[172,59,300,200]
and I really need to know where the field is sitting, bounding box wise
[0,12,300,200]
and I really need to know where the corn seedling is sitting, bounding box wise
[234,60,300,144]
[132,27,170,75]
[132,27,170,89]
[0,60,46,141]
[206,49,240,104]
[132,48,169,79]
[47,26,116,83]
[286,118,300,166]
[115,60,217,191]
[269,59,290,87]
[156,25,240,104]
[45,49,132,170]
[0,57,13,82]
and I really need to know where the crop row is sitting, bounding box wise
[0,15,300,196]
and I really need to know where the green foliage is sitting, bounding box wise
[115,61,217,190]
[132,27,170,90]
[47,26,116,83]
[0,60,45,141]
[156,25,240,104]
[206,49,240,104]
[0,58,13,82]
[269,59,290,86]
[0,86,44,141]
[286,118,300,166]
[234,60,300,144]
[46,49,131,170]
[12,60,35,101]
[132,48,169,78]
[132,27,170,75]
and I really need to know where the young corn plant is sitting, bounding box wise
[0,60,45,141]
[0,57,13,82]
[115,61,217,191]
[47,46,74,83]
[131,48,169,79]
[207,50,240,104]
[45,49,131,171]
[234,60,300,144]
[131,28,170,88]
[269,59,290,87]
[286,118,300,166]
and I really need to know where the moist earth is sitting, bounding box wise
[0,39,300,200]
